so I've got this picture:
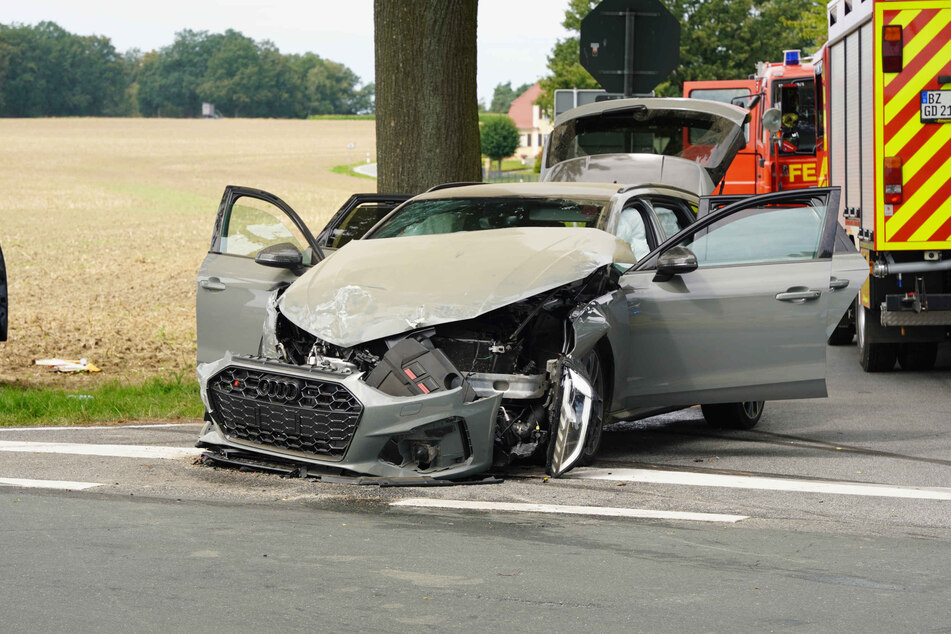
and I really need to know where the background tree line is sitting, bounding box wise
[537,0,827,114]
[0,22,373,118]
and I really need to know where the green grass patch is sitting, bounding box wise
[498,158,535,172]
[308,114,376,120]
[0,376,204,426]
[331,163,375,179]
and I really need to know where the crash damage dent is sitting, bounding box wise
[278,227,635,348]
[200,231,635,480]
[544,293,614,477]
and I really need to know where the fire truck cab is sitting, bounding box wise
[685,50,826,195]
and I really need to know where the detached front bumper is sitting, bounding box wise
[198,353,501,479]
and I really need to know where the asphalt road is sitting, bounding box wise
[2,343,951,631]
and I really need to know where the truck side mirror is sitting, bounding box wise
[763,108,782,133]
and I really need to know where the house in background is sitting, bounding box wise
[506,83,552,164]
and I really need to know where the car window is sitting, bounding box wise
[219,195,312,263]
[646,197,696,239]
[368,197,607,239]
[328,202,400,249]
[615,208,651,260]
[548,109,744,172]
[654,205,686,238]
[773,78,817,155]
[688,88,752,143]
[678,202,827,267]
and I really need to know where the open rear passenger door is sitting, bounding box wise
[315,194,409,253]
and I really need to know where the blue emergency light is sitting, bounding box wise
[784,50,801,66]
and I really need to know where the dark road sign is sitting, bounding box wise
[580,0,680,96]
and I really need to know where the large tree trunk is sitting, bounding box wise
[374,0,482,195]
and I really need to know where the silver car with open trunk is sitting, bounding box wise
[195,178,866,479]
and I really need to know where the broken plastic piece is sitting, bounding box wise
[35,358,101,373]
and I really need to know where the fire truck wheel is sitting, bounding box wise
[857,302,897,372]
[701,401,763,430]
[827,305,855,345]
[897,342,938,372]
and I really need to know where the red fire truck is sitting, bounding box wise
[817,0,951,371]
[684,50,826,195]
[688,1,951,372]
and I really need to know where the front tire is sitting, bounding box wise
[578,350,605,466]
[701,401,764,430]
[857,302,896,372]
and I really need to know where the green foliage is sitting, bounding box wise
[297,53,373,116]
[0,376,203,426]
[536,37,601,117]
[538,0,827,108]
[0,22,130,116]
[478,112,510,124]
[137,29,372,118]
[480,115,521,171]
[0,22,371,119]
[662,0,827,96]
[489,81,533,114]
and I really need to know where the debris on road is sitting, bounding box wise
[34,358,101,373]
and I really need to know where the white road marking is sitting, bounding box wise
[0,440,202,460]
[569,467,951,500]
[0,477,102,491]
[391,498,748,523]
[0,423,200,432]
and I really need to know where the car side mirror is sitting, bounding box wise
[255,242,303,269]
[762,107,782,133]
[653,246,698,282]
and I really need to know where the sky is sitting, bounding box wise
[5,0,572,106]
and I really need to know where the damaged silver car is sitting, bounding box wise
[196,182,866,479]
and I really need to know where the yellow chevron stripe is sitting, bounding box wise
[884,10,921,92]
[904,123,951,176]
[884,112,924,155]
[910,172,951,240]
[906,10,950,61]
[911,206,951,242]
[882,122,951,234]
[885,41,951,120]
[886,153,951,239]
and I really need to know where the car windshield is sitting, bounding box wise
[547,107,745,181]
[368,196,607,238]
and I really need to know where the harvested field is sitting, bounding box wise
[0,118,376,386]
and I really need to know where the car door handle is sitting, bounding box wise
[775,289,821,302]
[200,278,226,292]
[829,277,850,291]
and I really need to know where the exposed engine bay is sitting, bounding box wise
[226,264,618,475]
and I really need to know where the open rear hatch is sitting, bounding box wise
[543,97,749,195]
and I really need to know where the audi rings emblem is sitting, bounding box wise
[255,377,301,402]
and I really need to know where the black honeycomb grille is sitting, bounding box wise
[207,366,363,459]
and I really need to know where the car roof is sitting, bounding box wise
[410,181,624,202]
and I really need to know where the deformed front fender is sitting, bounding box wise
[567,294,612,360]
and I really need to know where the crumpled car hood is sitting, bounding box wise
[279,227,636,348]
